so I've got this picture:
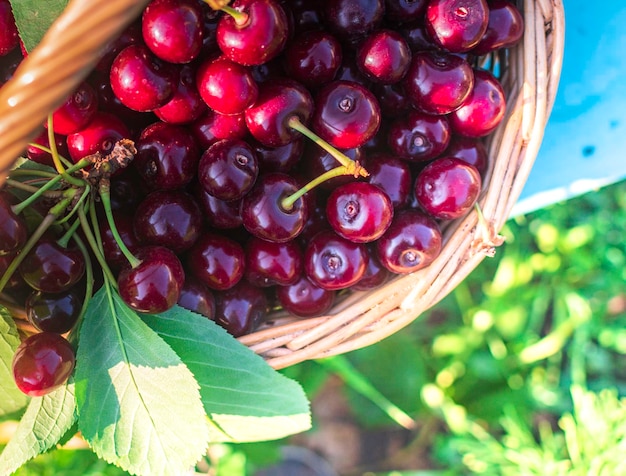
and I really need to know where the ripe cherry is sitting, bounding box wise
[0,193,27,256]
[363,155,412,209]
[425,0,489,53]
[388,111,451,162]
[244,237,303,287]
[214,280,268,337]
[186,232,245,291]
[12,332,75,397]
[194,184,244,229]
[473,0,524,55]
[190,110,247,149]
[0,0,19,56]
[275,274,335,318]
[26,289,82,334]
[66,112,130,163]
[322,0,384,41]
[177,276,216,319]
[155,63,207,124]
[356,30,412,84]
[117,245,185,314]
[50,81,99,135]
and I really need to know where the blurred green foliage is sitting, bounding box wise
[3,180,626,475]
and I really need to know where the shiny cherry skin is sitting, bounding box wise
[302,143,363,191]
[449,69,506,138]
[99,212,140,270]
[283,29,342,89]
[404,51,474,115]
[194,184,244,229]
[198,139,259,201]
[275,274,335,318]
[177,276,216,319]
[241,173,310,243]
[49,81,99,135]
[190,110,247,149]
[12,332,75,397]
[19,238,85,294]
[372,82,411,118]
[326,182,394,243]
[110,44,179,112]
[376,209,442,274]
[117,245,185,313]
[425,0,489,53]
[399,23,440,52]
[0,193,27,255]
[186,232,245,291]
[217,0,289,66]
[26,289,81,334]
[473,0,524,55]
[133,190,203,254]
[134,121,201,190]
[363,154,412,209]
[155,63,207,124]
[322,0,384,41]
[214,280,268,336]
[196,55,259,115]
[142,0,203,63]
[356,29,411,84]
[66,112,130,163]
[252,136,304,173]
[388,111,451,162]
[415,156,482,220]
[312,80,381,149]
[304,230,368,291]
[384,0,427,23]
[244,237,303,287]
[444,135,488,177]
[245,78,314,147]
[351,247,390,291]
[0,0,19,56]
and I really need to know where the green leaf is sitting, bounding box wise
[141,305,311,443]
[0,309,29,417]
[9,0,69,53]
[0,381,76,476]
[74,286,210,476]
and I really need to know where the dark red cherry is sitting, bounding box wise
[388,111,451,162]
[404,51,474,115]
[372,82,411,118]
[12,332,75,397]
[134,121,201,190]
[444,135,488,177]
[26,129,69,167]
[304,230,368,291]
[50,81,99,135]
[326,182,394,243]
[110,44,179,111]
[190,110,247,149]
[214,280,268,337]
[155,63,207,124]
[302,143,363,191]
[133,190,203,254]
[118,245,185,313]
[351,247,390,291]
[19,238,85,294]
[26,289,82,334]
[356,29,412,84]
[240,173,310,243]
[177,276,216,319]
[322,0,384,41]
[99,212,140,270]
[312,80,381,149]
[252,136,304,173]
[0,0,18,56]
[0,194,27,256]
[196,55,259,115]
[282,30,343,89]
[384,0,428,23]
[398,23,440,52]
[198,139,259,201]
[186,232,245,291]
[281,0,322,33]
[473,0,524,55]
[363,155,412,209]
[449,68,506,138]
[194,184,243,229]
[276,274,335,318]
[66,112,130,163]
[245,237,303,287]
[245,78,314,147]
[425,0,489,53]
[415,156,482,220]
[217,0,289,66]
[142,0,203,63]
[376,209,442,274]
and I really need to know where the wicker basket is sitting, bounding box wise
[0,0,565,370]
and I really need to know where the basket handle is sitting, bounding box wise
[0,0,150,186]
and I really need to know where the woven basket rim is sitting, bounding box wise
[0,0,565,370]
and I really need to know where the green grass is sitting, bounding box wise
[3,180,626,475]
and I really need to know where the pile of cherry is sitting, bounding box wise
[0,0,523,395]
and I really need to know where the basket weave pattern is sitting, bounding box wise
[0,0,565,370]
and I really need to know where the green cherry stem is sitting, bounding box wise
[3,178,65,198]
[77,203,118,289]
[66,232,94,344]
[219,4,249,26]
[11,157,91,216]
[98,180,141,269]
[281,165,352,211]
[287,116,369,178]
[0,193,75,294]
[27,142,74,168]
